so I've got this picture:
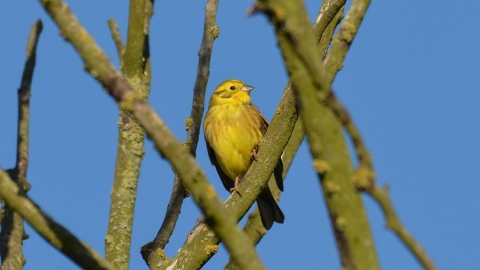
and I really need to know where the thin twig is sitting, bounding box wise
[141,0,220,266]
[38,1,265,269]
[324,0,370,86]
[369,186,436,269]
[313,0,346,47]
[107,19,125,60]
[0,169,117,270]
[330,90,436,269]
[0,19,43,269]
[17,19,43,185]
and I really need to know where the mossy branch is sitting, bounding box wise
[225,5,345,267]
[122,0,148,79]
[316,0,437,268]
[224,174,282,270]
[267,0,345,178]
[105,1,153,268]
[324,0,370,85]
[0,19,42,269]
[0,169,117,270]
[253,0,380,269]
[37,0,264,269]
[141,0,220,267]
[313,0,346,47]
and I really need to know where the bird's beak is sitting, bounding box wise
[241,85,254,92]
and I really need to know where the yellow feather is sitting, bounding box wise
[204,79,285,229]
[204,80,260,179]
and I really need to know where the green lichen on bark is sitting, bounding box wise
[254,0,380,269]
[105,0,152,268]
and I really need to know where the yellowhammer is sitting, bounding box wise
[204,79,284,230]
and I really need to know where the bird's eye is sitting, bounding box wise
[229,86,235,90]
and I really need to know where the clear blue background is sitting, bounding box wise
[1,0,479,269]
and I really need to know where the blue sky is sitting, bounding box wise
[1,0,479,269]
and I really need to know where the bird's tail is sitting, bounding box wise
[256,187,284,230]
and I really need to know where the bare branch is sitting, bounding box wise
[105,0,154,268]
[282,0,345,173]
[225,5,346,267]
[1,19,43,269]
[329,89,437,269]
[253,0,380,268]
[224,174,281,270]
[371,185,437,269]
[315,0,437,268]
[18,19,43,191]
[0,170,117,270]
[141,0,220,266]
[107,19,125,60]
[324,0,370,85]
[0,169,27,269]
[37,1,264,269]
[281,117,304,175]
[313,0,346,47]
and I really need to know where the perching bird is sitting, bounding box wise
[203,79,284,230]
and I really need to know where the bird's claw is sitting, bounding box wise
[250,142,260,161]
[230,176,242,197]
[230,187,241,196]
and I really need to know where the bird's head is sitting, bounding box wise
[209,79,254,106]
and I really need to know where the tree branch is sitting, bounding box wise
[324,0,370,86]
[0,169,117,270]
[0,19,42,269]
[253,0,380,269]
[224,5,346,268]
[371,185,437,269]
[141,0,220,267]
[107,19,125,61]
[38,1,264,269]
[0,169,27,269]
[105,1,153,268]
[280,115,304,175]
[313,0,346,47]
[329,90,436,269]
[224,174,282,270]
[314,0,437,268]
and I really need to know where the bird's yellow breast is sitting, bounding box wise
[204,103,263,180]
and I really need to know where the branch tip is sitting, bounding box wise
[246,6,260,17]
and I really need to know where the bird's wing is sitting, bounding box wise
[205,139,235,191]
[252,104,284,192]
[252,104,269,136]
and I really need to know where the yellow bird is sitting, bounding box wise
[204,79,284,230]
